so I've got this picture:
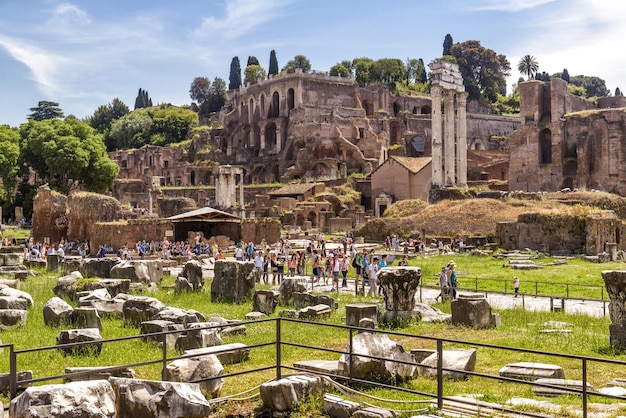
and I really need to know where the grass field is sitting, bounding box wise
[1,253,626,416]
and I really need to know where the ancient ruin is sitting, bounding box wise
[429,60,468,188]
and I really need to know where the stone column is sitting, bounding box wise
[456,92,468,187]
[228,173,236,208]
[602,270,626,348]
[377,267,422,322]
[275,126,282,153]
[430,86,443,187]
[444,89,456,186]
[260,129,266,156]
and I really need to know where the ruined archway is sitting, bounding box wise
[307,211,317,228]
[296,213,305,226]
[409,136,425,157]
[362,99,374,116]
[265,123,277,153]
[539,128,552,164]
[393,102,401,117]
[269,91,280,118]
[287,88,295,111]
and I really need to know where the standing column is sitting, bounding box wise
[431,86,443,187]
[456,93,468,187]
[444,89,456,186]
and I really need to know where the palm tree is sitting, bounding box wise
[518,55,539,80]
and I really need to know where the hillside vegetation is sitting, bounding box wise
[356,191,626,240]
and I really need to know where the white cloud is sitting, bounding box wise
[509,0,626,89]
[0,35,68,96]
[192,0,294,40]
[465,0,557,12]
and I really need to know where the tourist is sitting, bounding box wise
[254,251,264,280]
[312,250,321,284]
[340,255,349,288]
[377,255,388,295]
[261,254,270,284]
[366,256,379,297]
[330,254,340,291]
[360,250,369,286]
[288,253,297,277]
[162,237,171,260]
[276,252,286,284]
[513,276,520,297]
[234,245,244,261]
[448,261,458,299]
[436,266,449,302]
[297,251,306,275]
[398,254,409,266]
[352,250,362,288]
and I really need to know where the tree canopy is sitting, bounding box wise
[247,56,260,66]
[282,55,311,73]
[134,88,152,109]
[569,75,610,98]
[244,65,267,85]
[268,50,279,78]
[189,76,211,106]
[450,40,511,102]
[0,125,20,199]
[27,101,64,121]
[229,56,242,90]
[443,34,453,56]
[517,55,539,80]
[19,118,118,194]
[206,77,227,114]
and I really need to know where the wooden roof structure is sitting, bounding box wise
[167,207,241,223]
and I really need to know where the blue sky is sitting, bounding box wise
[1,0,624,127]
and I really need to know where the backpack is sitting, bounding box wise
[351,256,359,268]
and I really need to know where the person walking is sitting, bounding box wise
[367,256,379,297]
[513,276,520,297]
[448,261,458,299]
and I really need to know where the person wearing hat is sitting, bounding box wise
[436,266,449,302]
[447,261,458,299]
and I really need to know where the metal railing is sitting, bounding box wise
[3,318,626,417]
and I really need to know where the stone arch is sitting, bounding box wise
[287,88,295,111]
[265,122,277,153]
[296,213,305,226]
[390,121,402,146]
[307,211,317,228]
[539,128,552,164]
[249,97,255,124]
[562,177,574,190]
[260,94,266,118]
[269,91,280,118]
[409,136,425,157]
[393,102,401,117]
[362,99,374,116]
[190,171,196,186]
[563,159,577,177]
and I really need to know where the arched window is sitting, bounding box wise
[539,128,552,164]
[287,88,295,111]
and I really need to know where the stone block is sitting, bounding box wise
[64,366,135,382]
[56,328,103,356]
[499,362,565,381]
[293,360,340,375]
[260,374,326,411]
[451,294,493,329]
[352,406,397,417]
[346,304,378,327]
[532,378,594,397]
[184,342,250,365]
[323,393,360,418]
[0,309,27,330]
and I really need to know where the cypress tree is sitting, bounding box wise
[562,68,570,83]
[229,56,242,90]
[247,56,260,66]
[268,50,279,78]
[443,34,453,56]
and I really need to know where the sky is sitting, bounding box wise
[1,0,625,127]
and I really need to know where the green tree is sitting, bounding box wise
[443,33,453,56]
[406,58,420,84]
[268,50,279,78]
[353,57,374,85]
[561,68,570,83]
[517,55,539,80]
[569,75,609,98]
[281,55,311,73]
[371,58,406,85]
[450,40,511,102]
[108,112,153,150]
[247,56,260,66]
[616,87,622,96]
[134,88,152,109]
[417,58,427,83]
[329,63,350,78]
[206,77,227,113]
[27,101,64,121]
[19,118,118,194]
[88,98,129,132]
[0,125,20,199]
[189,76,211,106]
[244,65,267,84]
[148,105,198,146]
[229,56,242,90]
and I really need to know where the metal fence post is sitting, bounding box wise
[349,328,354,384]
[161,337,167,381]
[9,345,16,400]
[582,358,587,418]
[276,318,282,380]
[437,339,443,410]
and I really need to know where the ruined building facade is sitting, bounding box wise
[509,78,626,193]
[110,71,520,209]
